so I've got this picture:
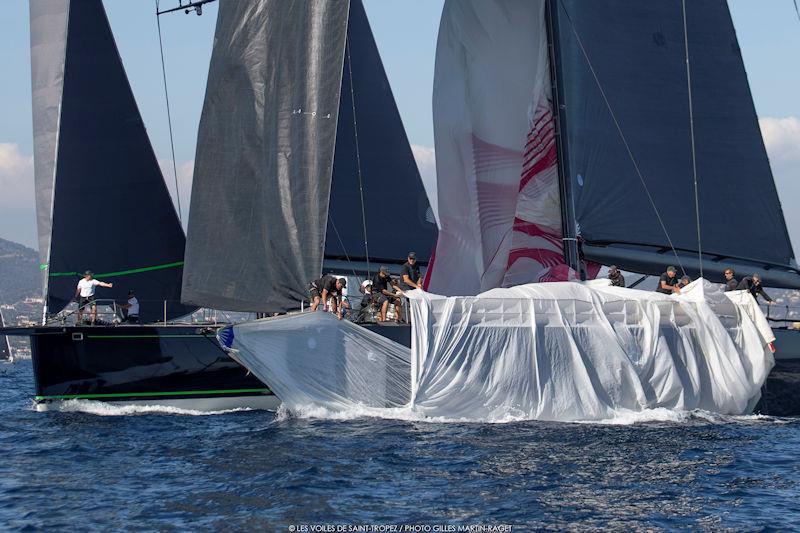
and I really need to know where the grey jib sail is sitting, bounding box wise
[325,0,437,265]
[550,0,800,287]
[30,0,195,322]
[182,0,437,312]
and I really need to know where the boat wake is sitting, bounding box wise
[47,399,254,417]
[273,402,790,426]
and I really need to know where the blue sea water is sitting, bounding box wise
[1,359,799,531]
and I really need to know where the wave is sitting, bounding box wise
[273,402,797,426]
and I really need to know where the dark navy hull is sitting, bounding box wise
[2,321,412,411]
[755,328,800,416]
[9,325,275,410]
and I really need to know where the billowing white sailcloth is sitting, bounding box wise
[427,0,574,296]
[406,280,774,421]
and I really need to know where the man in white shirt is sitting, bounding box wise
[74,270,113,324]
[119,289,140,324]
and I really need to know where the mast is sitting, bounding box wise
[545,0,580,276]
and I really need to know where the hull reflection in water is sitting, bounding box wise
[224,280,777,422]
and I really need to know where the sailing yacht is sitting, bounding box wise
[221,0,800,419]
[0,0,435,411]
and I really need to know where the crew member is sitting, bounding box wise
[608,265,625,288]
[655,266,681,295]
[75,270,113,324]
[678,275,692,288]
[309,274,346,319]
[400,252,422,291]
[119,289,140,323]
[372,266,402,323]
[723,268,738,292]
[737,273,775,305]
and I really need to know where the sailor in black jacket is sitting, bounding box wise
[736,274,775,304]
[723,268,738,292]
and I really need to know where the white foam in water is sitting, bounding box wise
[274,402,790,426]
[51,399,253,417]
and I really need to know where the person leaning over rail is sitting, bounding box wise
[655,265,681,295]
[607,265,625,287]
[372,266,402,323]
[75,270,113,325]
[723,268,738,291]
[737,273,776,305]
[309,274,346,319]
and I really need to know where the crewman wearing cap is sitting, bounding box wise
[607,265,625,288]
[656,265,681,295]
[371,266,403,322]
[400,251,422,291]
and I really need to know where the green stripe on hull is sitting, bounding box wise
[85,334,204,339]
[35,388,272,401]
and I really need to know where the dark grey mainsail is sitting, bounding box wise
[183,0,436,313]
[182,0,350,313]
[550,0,800,287]
[325,0,437,265]
[30,0,194,322]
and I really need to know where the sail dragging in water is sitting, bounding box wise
[29,0,194,322]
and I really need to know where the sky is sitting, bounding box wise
[0,1,798,255]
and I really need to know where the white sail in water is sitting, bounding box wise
[224,279,775,421]
[426,0,584,297]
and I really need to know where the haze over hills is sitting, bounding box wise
[0,237,39,305]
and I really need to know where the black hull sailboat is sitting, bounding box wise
[4,0,434,411]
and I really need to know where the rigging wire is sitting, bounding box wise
[346,35,372,280]
[155,0,183,223]
[795,0,800,22]
[557,0,686,275]
[328,215,360,280]
[682,0,703,278]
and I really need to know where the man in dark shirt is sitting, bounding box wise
[372,266,403,322]
[309,274,346,318]
[737,273,775,305]
[723,268,738,292]
[655,266,681,295]
[607,265,625,288]
[400,251,422,291]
